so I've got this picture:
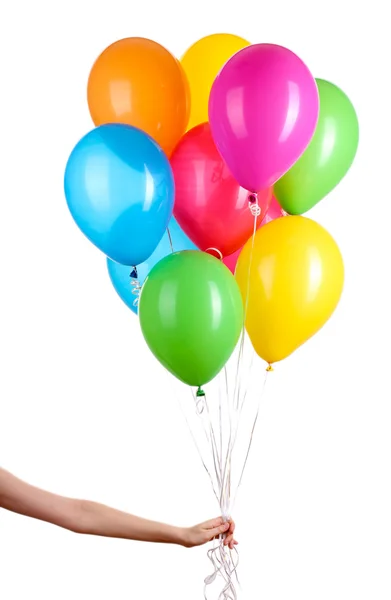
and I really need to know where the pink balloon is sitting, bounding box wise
[223,248,241,275]
[223,196,286,274]
[262,195,288,224]
[209,44,319,192]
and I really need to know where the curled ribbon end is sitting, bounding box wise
[266,364,274,372]
[205,247,223,261]
[129,277,141,307]
[248,193,261,217]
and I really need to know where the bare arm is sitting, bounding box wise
[0,468,237,548]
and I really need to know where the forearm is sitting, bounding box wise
[77,500,186,545]
[0,468,186,545]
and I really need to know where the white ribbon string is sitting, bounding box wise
[172,348,268,600]
[169,196,270,599]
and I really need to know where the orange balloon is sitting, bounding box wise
[87,38,190,156]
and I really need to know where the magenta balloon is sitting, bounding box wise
[208,44,319,192]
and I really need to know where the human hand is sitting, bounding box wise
[182,517,238,549]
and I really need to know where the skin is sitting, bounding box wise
[0,467,237,549]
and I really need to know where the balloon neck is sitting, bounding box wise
[248,193,261,217]
[130,266,138,279]
[196,386,205,398]
[266,364,274,372]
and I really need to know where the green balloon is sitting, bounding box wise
[139,250,244,387]
[274,78,359,215]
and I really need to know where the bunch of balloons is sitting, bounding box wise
[64,33,358,388]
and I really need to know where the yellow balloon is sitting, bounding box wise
[180,33,250,130]
[235,216,344,364]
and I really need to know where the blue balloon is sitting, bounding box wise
[64,124,174,266]
[107,217,198,315]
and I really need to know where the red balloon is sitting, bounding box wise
[171,123,272,258]
[223,196,287,274]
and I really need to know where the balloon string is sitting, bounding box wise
[218,376,224,477]
[180,357,268,600]
[205,356,267,600]
[208,196,264,598]
[232,369,269,510]
[172,192,265,599]
[224,194,260,508]
[172,383,220,505]
[227,194,259,497]
[206,195,259,598]
[204,362,254,598]
[205,247,224,261]
[203,394,224,491]
[167,226,174,253]
[221,367,233,521]
[191,383,239,599]
[226,351,256,476]
[167,197,268,600]
[233,193,259,412]
[205,541,239,600]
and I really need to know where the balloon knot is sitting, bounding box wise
[196,386,205,397]
[266,364,274,372]
[129,266,138,279]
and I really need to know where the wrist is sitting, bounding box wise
[175,526,191,548]
[156,523,189,546]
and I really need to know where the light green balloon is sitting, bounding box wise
[274,78,359,215]
[139,250,244,388]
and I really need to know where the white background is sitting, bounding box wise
[0,0,390,598]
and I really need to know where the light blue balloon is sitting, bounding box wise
[107,218,198,315]
[64,124,174,266]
